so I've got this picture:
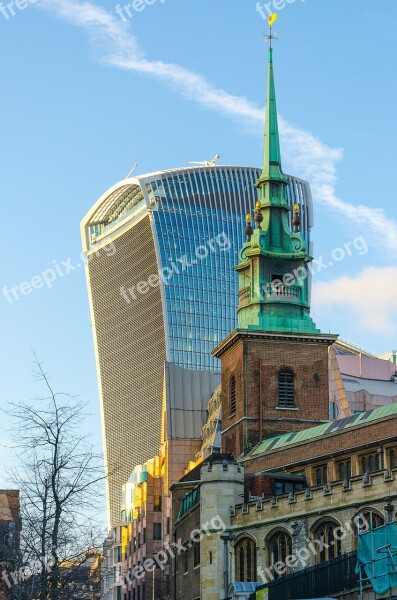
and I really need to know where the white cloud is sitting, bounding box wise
[313,267,397,333]
[40,0,397,254]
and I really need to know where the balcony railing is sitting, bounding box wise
[238,284,302,307]
[262,283,302,303]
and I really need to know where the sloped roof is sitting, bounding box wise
[342,376,397,397]
[247,402,397,459]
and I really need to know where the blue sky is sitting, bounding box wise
[0,0,396,484]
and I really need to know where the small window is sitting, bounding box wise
[153,495,162,512]
[230,375,236,416]
[361,453,382,474]
[390,449,396,469]
[183,547,189,573]
[337,460,351,482]
[193,542,200,568]
[315,465,328,486]
[153,523,162,541]
[278,369,295,408]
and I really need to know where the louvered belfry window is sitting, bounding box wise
[230,374,236,416]
[278,369,295,408]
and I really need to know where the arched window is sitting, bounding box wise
[352,509,385,548]
[312,521,342,563]
[361,453,381,474]
[314,465,328,486]
[337,460,351,482]
[362,510,385,531]
[234,538,257,582]
[230,375,236,416]
[267,531,292,578]
[278,369,295,408]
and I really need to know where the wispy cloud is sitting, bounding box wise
[41,0,397,254]
[313,267,397,334]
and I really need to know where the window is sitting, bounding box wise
[274,480,306,496]
[351,510,385,548]
[361,510,384,531]
[193,542,200,568]
[183,547,189,573]
[361,452,381,474]
[278,370,295,408]
[312,522,342,563]
[154,495,162,512]
[330,402,339,419]
[230,374,236,416]
[314,465,328,486]
[337,460,351,482]
[389,449,396,469]
[268,531,292,578]
[235,538,257,582]
[153,523,162,541]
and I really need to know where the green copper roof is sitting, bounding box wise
[247,402,397,458]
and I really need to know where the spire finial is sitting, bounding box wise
[265,13,278,49]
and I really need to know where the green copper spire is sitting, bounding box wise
[235,38,320,335]
[258,47,288,190]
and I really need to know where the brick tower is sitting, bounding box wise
[213,42,337,458]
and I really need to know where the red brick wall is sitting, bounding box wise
[221,336,330,456]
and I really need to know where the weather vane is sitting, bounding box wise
[265,13,278,48]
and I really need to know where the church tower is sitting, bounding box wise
[213,36,337,457]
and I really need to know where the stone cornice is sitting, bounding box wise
[212,328,338,359]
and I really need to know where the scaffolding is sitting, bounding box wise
[357,521,397,599]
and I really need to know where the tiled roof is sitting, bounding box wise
[247,402,397,458]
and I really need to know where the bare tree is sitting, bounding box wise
[3,359,108,599]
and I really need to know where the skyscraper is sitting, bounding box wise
[81,165,313,525]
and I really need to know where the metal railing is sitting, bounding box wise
[267,551,359,600]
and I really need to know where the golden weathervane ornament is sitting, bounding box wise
[265,13,279,48]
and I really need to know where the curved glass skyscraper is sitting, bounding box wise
[81,165,313,525]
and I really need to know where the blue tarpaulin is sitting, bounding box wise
[357,522,397,594]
